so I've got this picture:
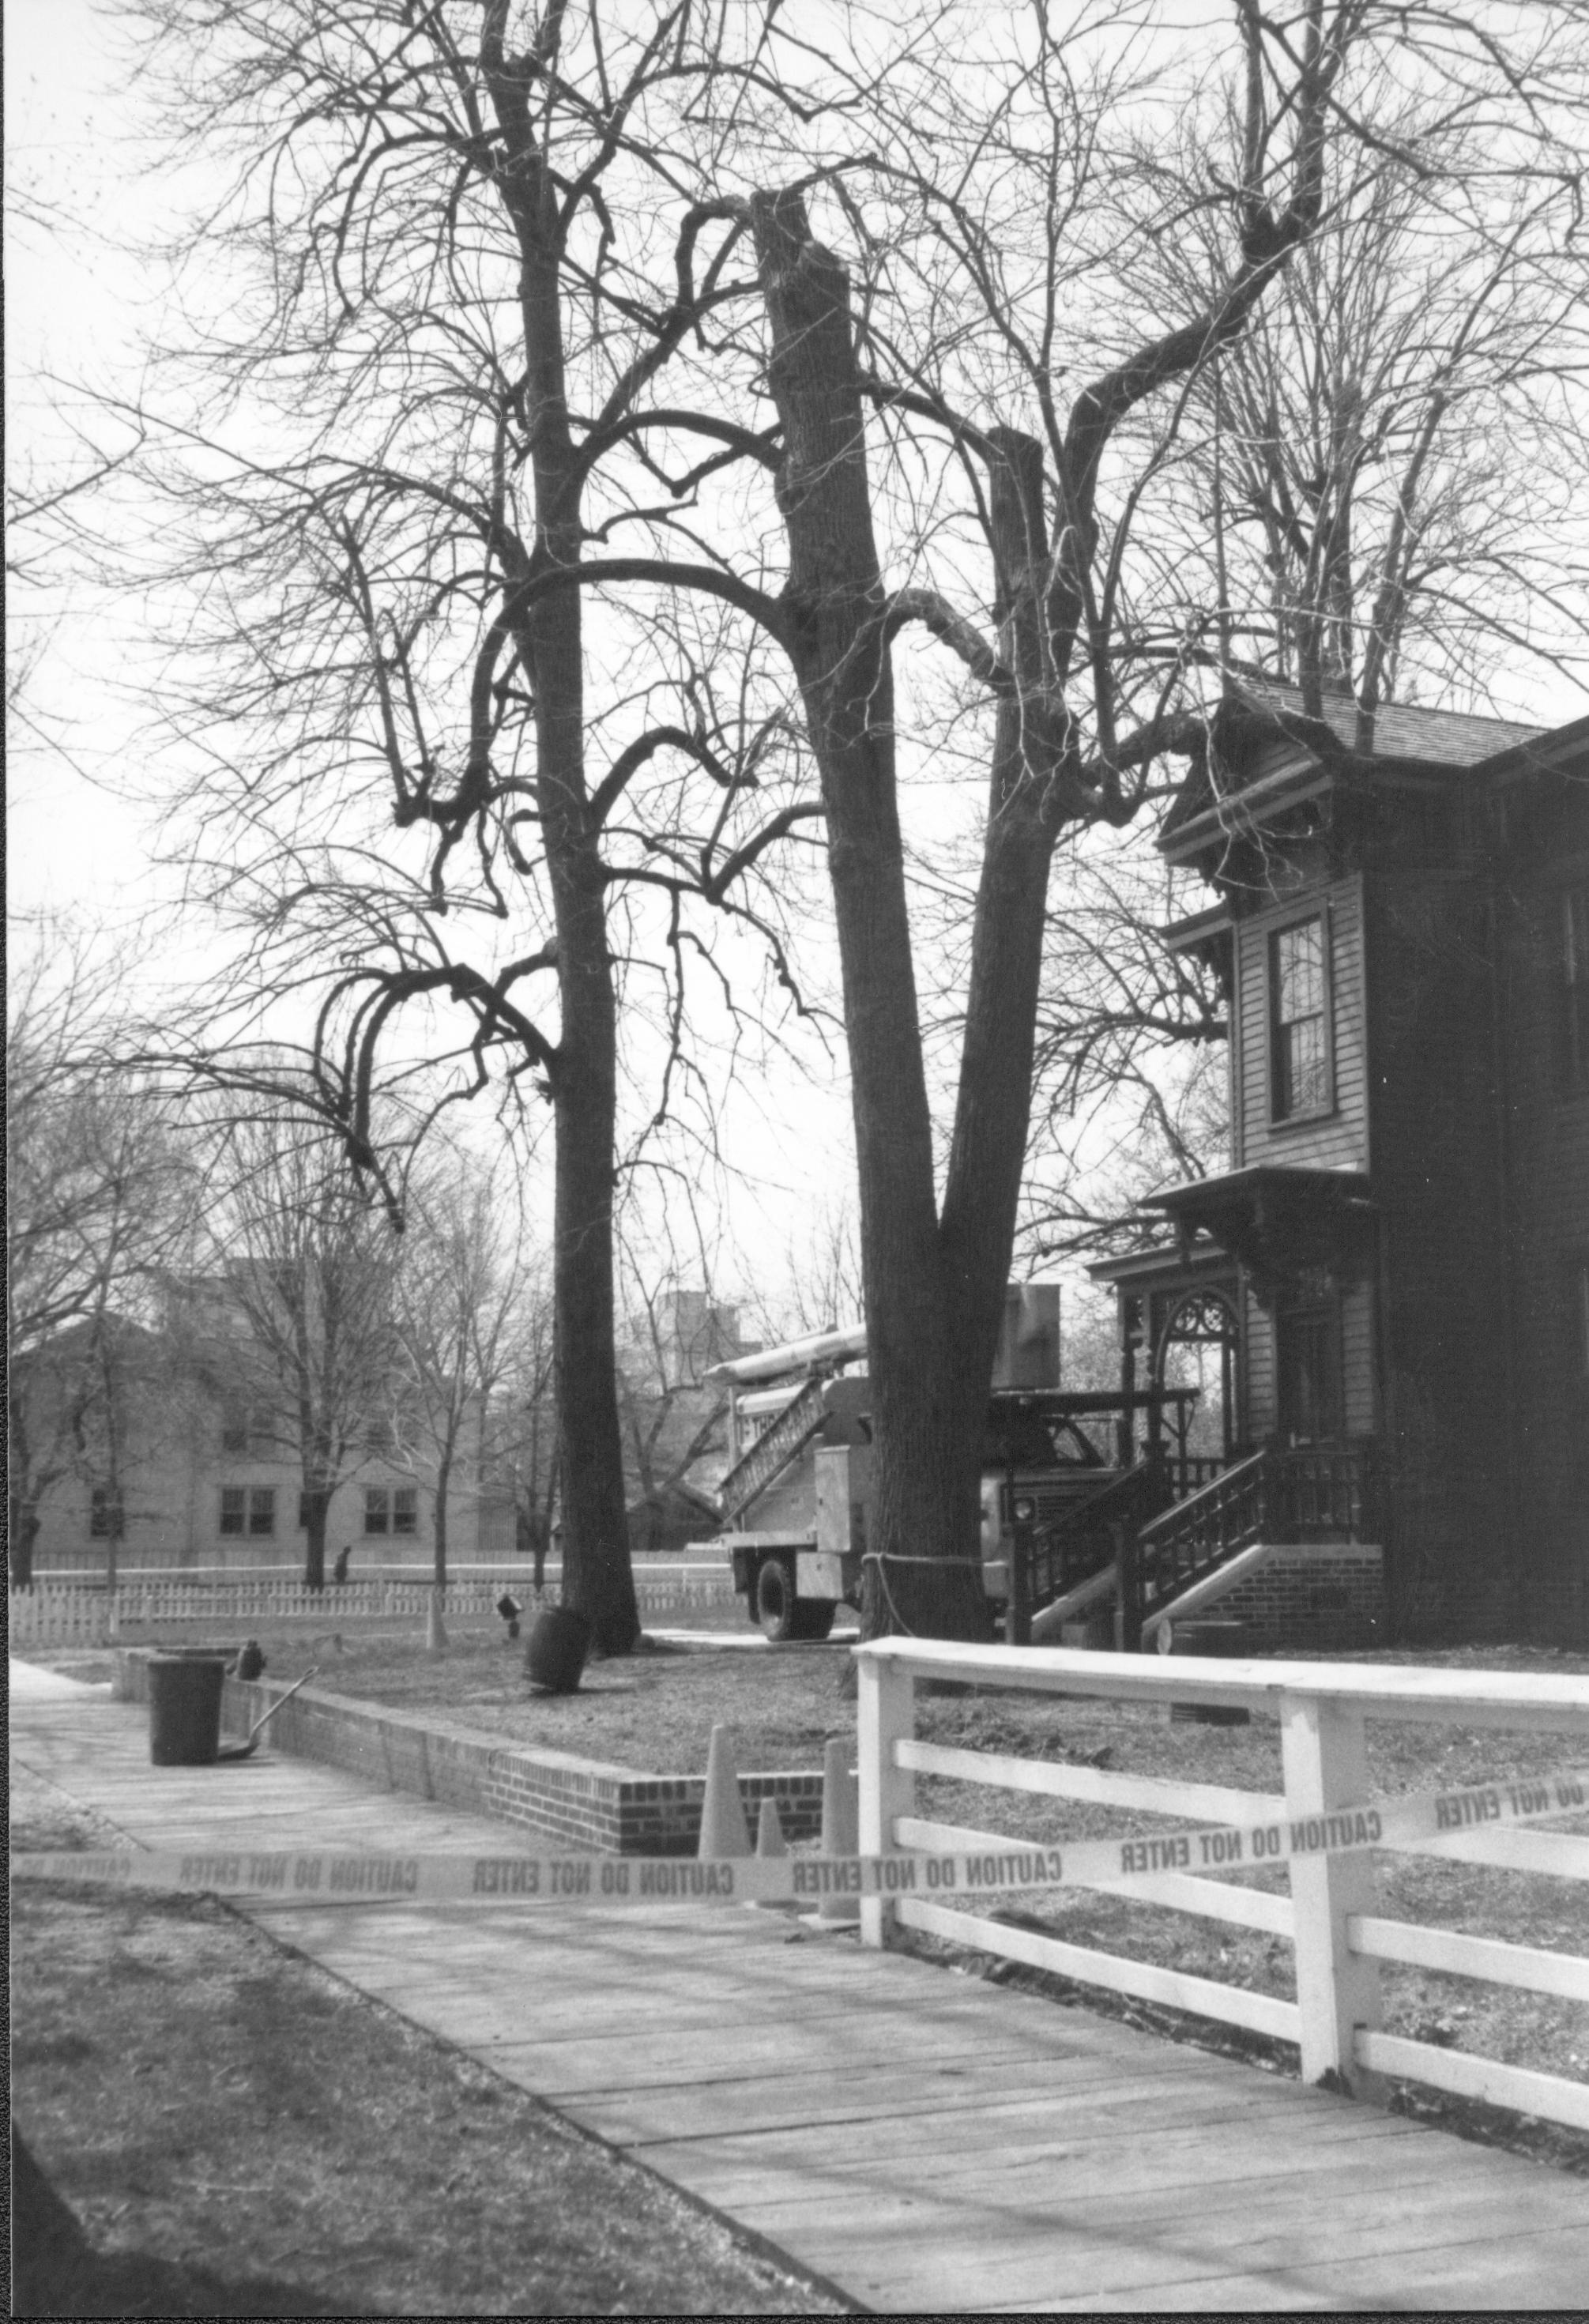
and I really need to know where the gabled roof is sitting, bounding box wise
[1229,676,1542,770]
[1161,674,1553,859]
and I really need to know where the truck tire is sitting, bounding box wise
[755,1557,799,1641]
[755,1560,838,1642]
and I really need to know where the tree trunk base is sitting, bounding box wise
[860,1556,992,1644]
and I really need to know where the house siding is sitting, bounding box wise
[1499,811,1589,1647]
[1234,874,1369,1173]
[1364,866,1517,1638]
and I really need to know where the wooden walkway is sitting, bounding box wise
[12,1672,1588,2312]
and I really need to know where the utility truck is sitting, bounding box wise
[700,1289,1172,1640]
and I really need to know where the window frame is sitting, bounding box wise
[220,1484,276,1539]
[1267,907,1336,1127]
[364,1485,421,1538]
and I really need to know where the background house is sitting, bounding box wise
[14,1283,519,1577]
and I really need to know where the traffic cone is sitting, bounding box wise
[818,1736,860,1923]
[755,1794,799,1912]
[698,1723,751,1859]
[425,1595,447,1656]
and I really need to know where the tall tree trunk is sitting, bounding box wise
[487,51,638,1653]
[938,430,1070,1495]
[749,190,986,1640]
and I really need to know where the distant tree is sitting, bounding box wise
[389,1158,540,1591]
[185,1108,400,1591]
[1156,127,1589,730]
[614,1267,740,1551]
[6,929,192,1586]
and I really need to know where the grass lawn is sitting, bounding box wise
[9,1765,845,2318]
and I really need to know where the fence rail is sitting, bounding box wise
[8,1571,738,1647]
[855,1638,1589,2132]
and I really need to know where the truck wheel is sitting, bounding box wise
[755,1557,798,1641]
[789,1599,838,1642]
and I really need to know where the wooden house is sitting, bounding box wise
[1092,680,1589,1648]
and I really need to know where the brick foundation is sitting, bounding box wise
[113,1650,823,1854]
[1203,1542,1384,1652]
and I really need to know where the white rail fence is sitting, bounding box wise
[9,1569,738,1647]
[856,1639,1589,2132]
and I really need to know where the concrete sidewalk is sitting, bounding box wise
[11,1666,1588,2312]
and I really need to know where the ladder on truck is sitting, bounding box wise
[714,1374,829,1525]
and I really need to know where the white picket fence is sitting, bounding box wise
[9,1571,738,1648]
[857,1637,1589,2132]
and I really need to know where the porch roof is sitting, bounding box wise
[1138,1165,1374,1292]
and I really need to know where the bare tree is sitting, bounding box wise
[119,0,834,1652]
[6,928,193,1586]
[183,1109,400,1591]
[389,1155,540,1591]
[732,1,1588,1634]
[85,0,1589,1650]
[614,1263,738,1552]
[1144,118,1589,731]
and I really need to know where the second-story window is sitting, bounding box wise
[1270,913,1332,1122]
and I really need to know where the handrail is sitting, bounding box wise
[854,1637,1589,2130]
[1136,1445,1267,1546]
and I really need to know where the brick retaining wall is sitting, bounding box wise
[113,1650,823,1854]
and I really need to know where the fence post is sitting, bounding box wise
[1280,1690,1384,2097]
[856,1648,915,1950]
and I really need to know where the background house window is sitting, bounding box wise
[220,1486,276,1537]
[1561,887,1589,1091]
[221,1400,276,1456]
[1270,915,1332,1121]
[89,1488,124,1539]
[364,1486,418,1536]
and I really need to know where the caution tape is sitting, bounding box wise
[12,1767,1588,1911]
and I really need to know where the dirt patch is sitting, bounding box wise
[10,1766,845,2318]
[70,1618,858,1775]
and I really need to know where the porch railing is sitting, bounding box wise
[1011,1460,1169,1638]
[1125,1443,1370,1642]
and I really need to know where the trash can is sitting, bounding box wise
[148,1654,228,1765]
[525,1606,591,1694]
